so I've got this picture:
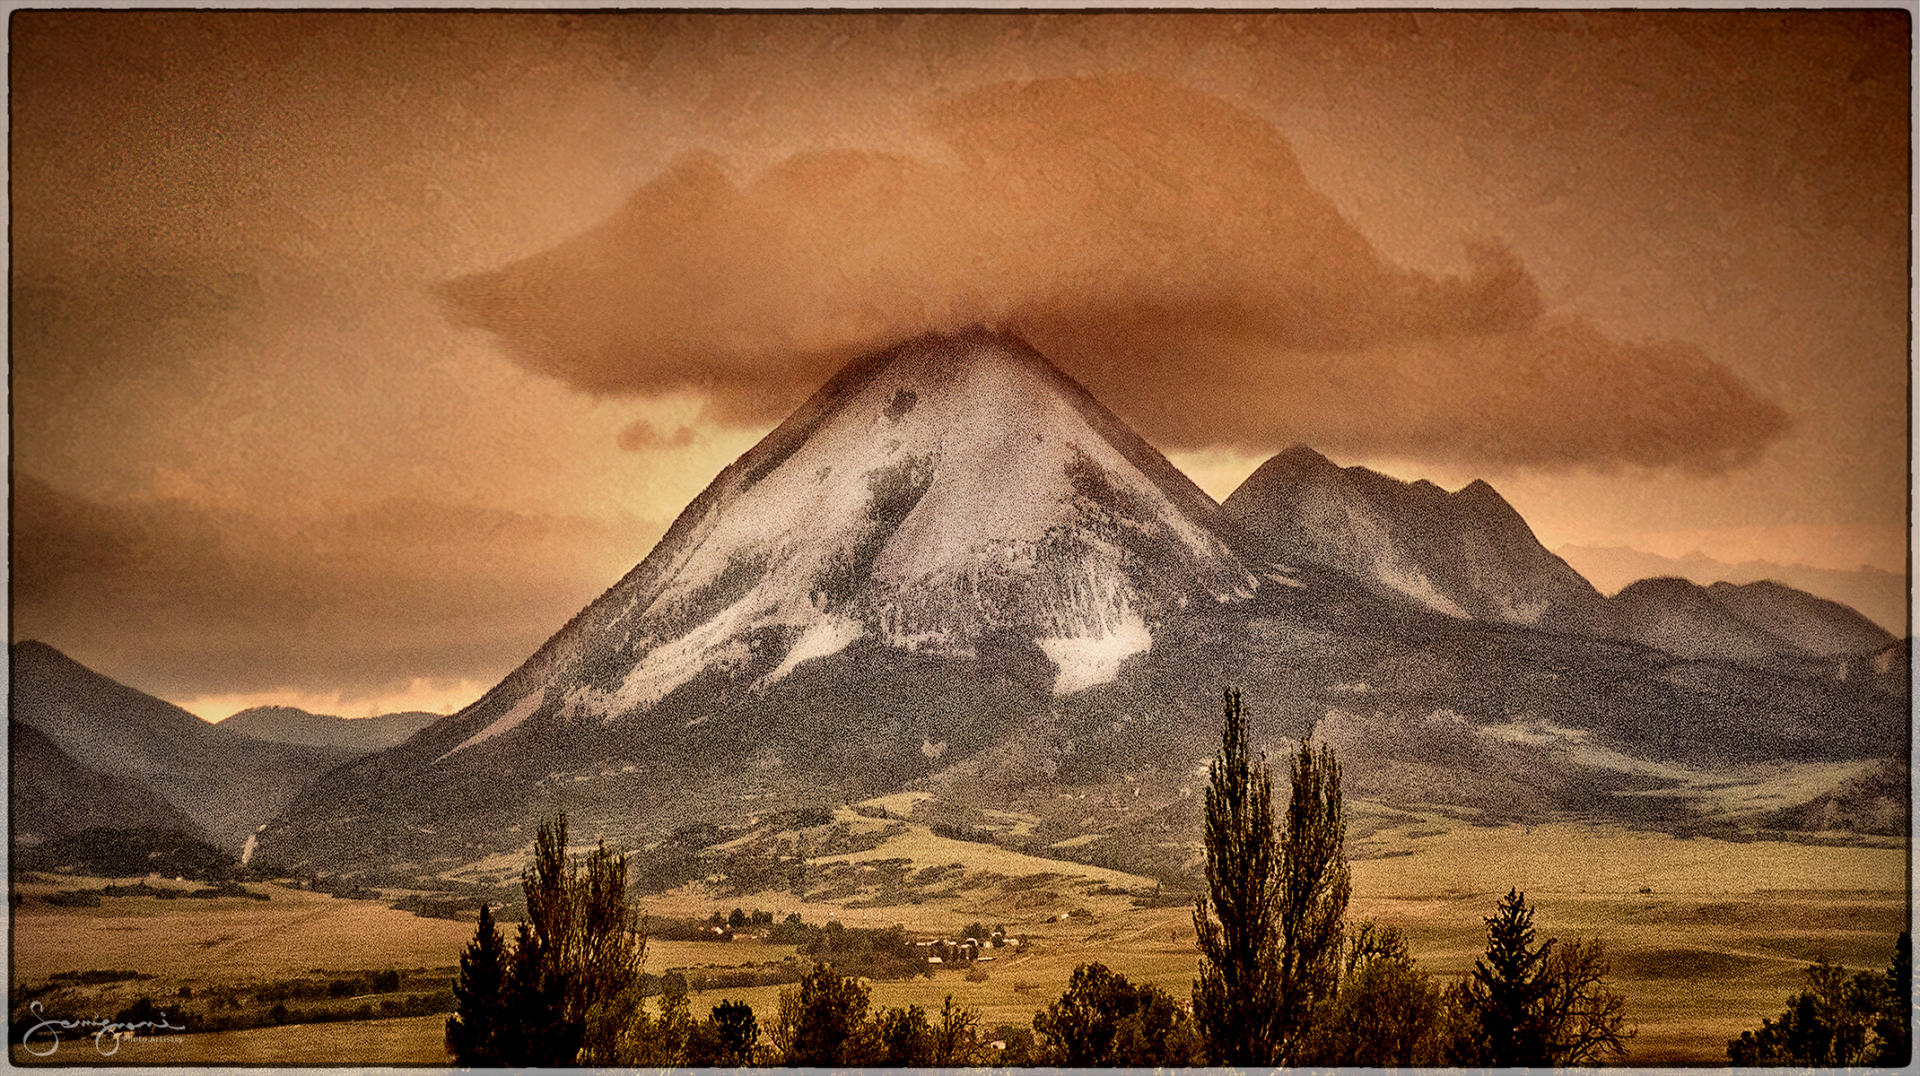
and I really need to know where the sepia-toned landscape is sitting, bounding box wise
[9,10,1910,1068]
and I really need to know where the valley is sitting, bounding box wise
[10,816,1904,1065]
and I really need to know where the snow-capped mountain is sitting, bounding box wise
[421,330,1252,762]
[1222,445,1605,632]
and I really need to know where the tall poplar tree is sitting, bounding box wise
[1193,688,1283,1064]
[1275,727,1351,1060]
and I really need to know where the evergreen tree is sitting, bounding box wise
[1275,727,1351,1060]
[1193,687,1283,1064]
[1452,888,1629,1066]
[446,903,509,1065]
[502,918,569,1065]
[1873,932,1911,1065]
[704,999,760,1066]
[1457,888,1555,1065]
[874,1003,935,1065]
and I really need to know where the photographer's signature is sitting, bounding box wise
[19,1000,186,1057]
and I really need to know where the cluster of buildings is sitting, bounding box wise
[916,926,1023,965]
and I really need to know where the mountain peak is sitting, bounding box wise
[426,331,1254,760]
[1456,477,1502,502]
[1451,477,1527,528]
[1275,443,1337,470]
[863,328,1052,387]
[1617,575,1703,599]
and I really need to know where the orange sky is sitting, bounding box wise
[9,11,1909,717]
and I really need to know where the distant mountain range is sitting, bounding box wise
[234,331,1907,883]
[220,705,438,753]
[1556,544,1906,637]
[1219,445,1897,668]
[1608,577,1895,664]
[9,642,364,854]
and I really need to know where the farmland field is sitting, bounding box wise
[9,816,1906,1065]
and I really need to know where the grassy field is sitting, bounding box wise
[9,877,474,983]
[9,817,1907,1065]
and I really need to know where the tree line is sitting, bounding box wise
[446,687,1904,1066]
[1183,687,1631,1066]
[1727,932,1909,1065]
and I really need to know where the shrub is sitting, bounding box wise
[771,964,874,1066]
[1032,962,1202,1066]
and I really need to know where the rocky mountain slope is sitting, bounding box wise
[1221,445,1606,633]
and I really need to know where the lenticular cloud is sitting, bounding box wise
[443,73,1788,473]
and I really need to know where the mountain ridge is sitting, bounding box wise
[10,721,202,845]
[1221,444,1605,632]
[1554,544,1906,636]
[1223,448,1900,666]
[220,705,439,754]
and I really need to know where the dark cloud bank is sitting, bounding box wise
[444,74,1790,474]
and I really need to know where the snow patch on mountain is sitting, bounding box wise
[1375,562,1471,618]
[594,598,761,717]
[758,613,865,690]
[438,692,543,761]
[1038,606,1152,694]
